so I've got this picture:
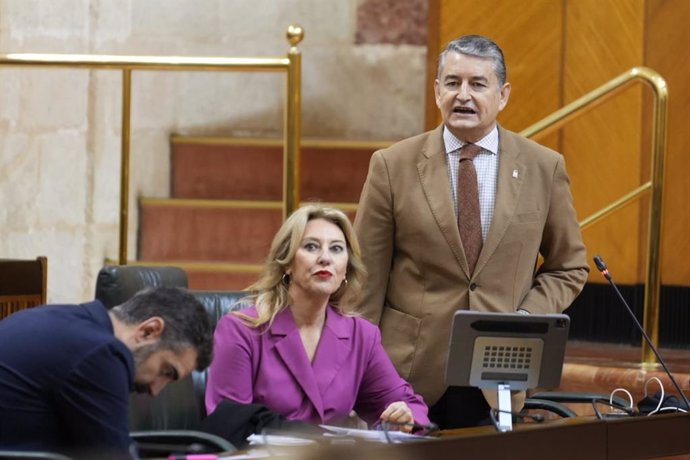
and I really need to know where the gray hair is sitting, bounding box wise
[437,34,507,86]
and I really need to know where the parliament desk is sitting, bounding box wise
[365,412,690,460]
[151,413,690,459]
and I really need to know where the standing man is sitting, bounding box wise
[0,287,213,458]
[354,35,588,428]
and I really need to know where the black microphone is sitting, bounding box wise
[593,255,690,409]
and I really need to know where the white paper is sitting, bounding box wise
[246,433,318,446]
[318,424,432,443]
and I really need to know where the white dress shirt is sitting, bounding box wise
[443,125,499,241]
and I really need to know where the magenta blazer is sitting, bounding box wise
[205,305,429,426]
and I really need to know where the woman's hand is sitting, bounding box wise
[379,401,414,432]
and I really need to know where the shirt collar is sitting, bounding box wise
[443,125,499,155]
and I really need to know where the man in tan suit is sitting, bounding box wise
[354,34,589,429]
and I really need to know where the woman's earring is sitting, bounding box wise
[281,273,291,286]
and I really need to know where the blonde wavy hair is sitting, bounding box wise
[235,204,366,328]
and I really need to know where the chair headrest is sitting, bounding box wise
[190,290,248,329]
[95,265,188,309]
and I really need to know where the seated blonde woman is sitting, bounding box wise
[205,204,429,430]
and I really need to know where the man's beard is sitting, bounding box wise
[131,343,159,395]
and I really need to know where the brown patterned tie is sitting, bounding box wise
[458,143,483,274]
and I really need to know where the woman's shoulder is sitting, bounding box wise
[328,306,380,339]
[236,305,258,316]
[215,306,268,348]
[217,305,258,330]
[222,304,258,318]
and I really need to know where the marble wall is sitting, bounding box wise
[0,0,427,302]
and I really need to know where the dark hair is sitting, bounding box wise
[111,287,213,370]
[438,34,507,86]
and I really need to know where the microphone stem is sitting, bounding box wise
[607,276,690,409]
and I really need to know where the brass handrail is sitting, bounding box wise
[0,25,304,265]
[520,66,668,365]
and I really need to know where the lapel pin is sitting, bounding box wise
[512,169,519,179]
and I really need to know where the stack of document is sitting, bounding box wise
[243,425,434,447]
[246,434,318,446]
[319,425,435,443]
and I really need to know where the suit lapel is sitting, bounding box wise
[311,307,350,396]
[418,125,469,275]
[475,127,524,273]
[272,309,325,420]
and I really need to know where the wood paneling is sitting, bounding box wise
[646,0,690,285]
[563,0,645,283]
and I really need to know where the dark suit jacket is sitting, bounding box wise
[0,301,134,457]
[354,124,589,406]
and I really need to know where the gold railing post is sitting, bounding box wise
[0,34,303,265]
[642,69,668,365]
[520,67,668,366]
[284,24,304,220]
[119,69,132,265]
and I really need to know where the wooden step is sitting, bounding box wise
[171,136,391,202]
[140,135,379,291]
[138,198,358,289]
[138,199,283,263]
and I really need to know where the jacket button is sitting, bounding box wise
[469,283,477,291]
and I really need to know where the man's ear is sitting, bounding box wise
[498,82,511,112]
[134,317,165,344]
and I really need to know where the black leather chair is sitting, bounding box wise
[94,265,246,456]
[130,430,234,458]
[523,390,633,419]
[94,264,188,309]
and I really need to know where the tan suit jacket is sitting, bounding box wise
[353,124,589,408]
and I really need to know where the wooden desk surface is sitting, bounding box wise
[392,416,607,460]
[155,414,690,460]
[356,413,690,460]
